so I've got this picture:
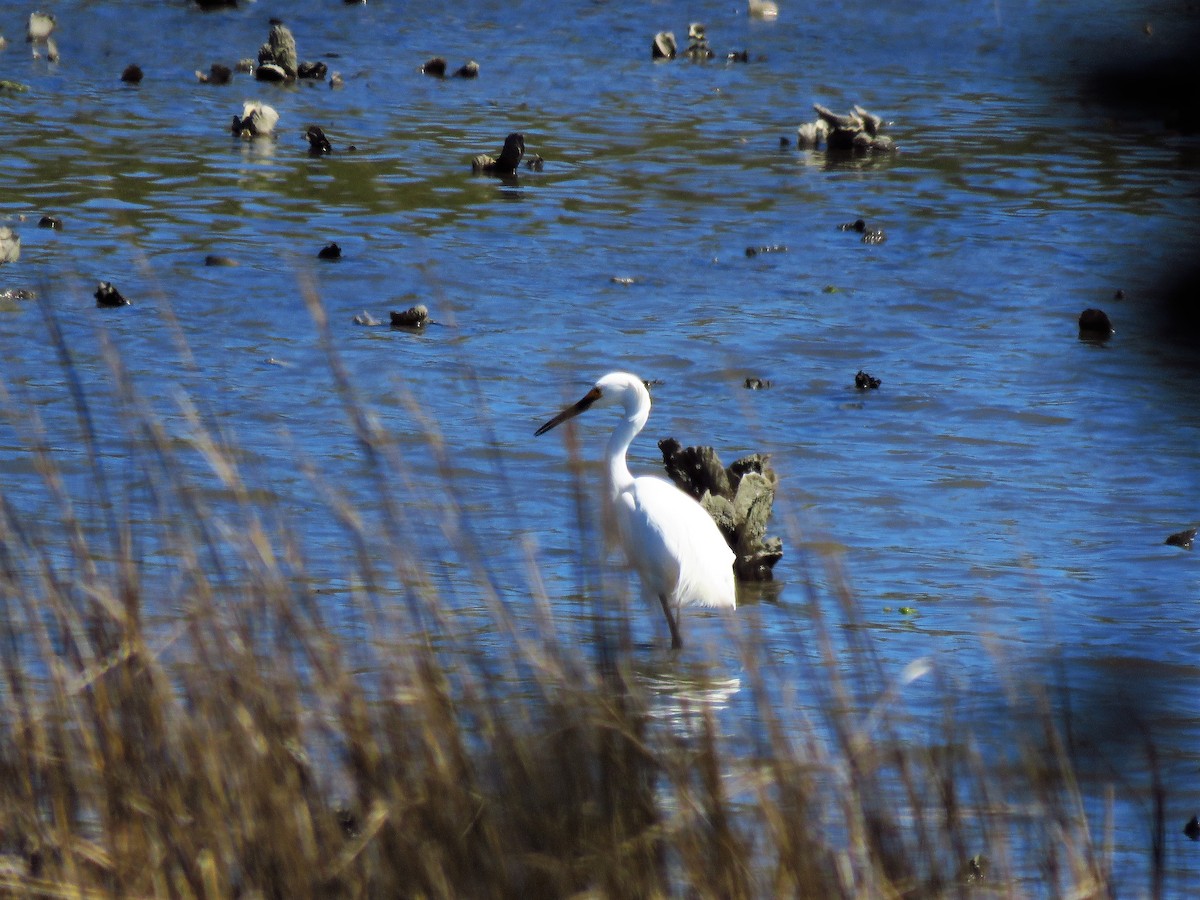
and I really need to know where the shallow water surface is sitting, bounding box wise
[2,0,1200,889]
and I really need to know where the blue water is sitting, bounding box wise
[2,0,1200,890]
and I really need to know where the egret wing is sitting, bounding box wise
[620,476,736,610]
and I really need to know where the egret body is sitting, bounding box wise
[536,372,736,648]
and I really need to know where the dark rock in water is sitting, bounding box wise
[204,255,238,267]
[390,305,429,329]
[659,437,783,581]
[353,311,382,326]
[453,60,480,78]
[652,31,677,59]
[472,132,525,175]
[839,218,886,244]
[1078,308,1114,340]
[120,64,143,84]
[197,63,232,84]
[421,57,447,77]
[317,242,342,260]
[745,244,786,257]
[38,215,62,230]
[306,126,332,154]
[1184,816,1200,840]
[1166,528,1196,550]
[255,62,288,83]
[855,370,881,390]
[298,60,327,80]
[744,377,770,390]
[95,282,129,307]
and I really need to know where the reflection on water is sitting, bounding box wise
[637,665,743,738]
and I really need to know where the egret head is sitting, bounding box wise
[535,372,649,436]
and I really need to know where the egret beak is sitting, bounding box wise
[535,386,601,436]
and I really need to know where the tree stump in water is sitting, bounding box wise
[658,438,783,581]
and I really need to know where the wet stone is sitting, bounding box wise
[390,305,429,329]
[1165,528,1196,550]
[95,281,129,307]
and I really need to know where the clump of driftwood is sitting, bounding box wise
[658,438,783,581]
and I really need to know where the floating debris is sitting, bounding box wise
[306,126,332,154]
[795,103,897,154]
[38,215,62,230]
[421,57,447,77]
[197,63,233,85]
[1078,308,1114,341]
[659,437,783,581]
[231,101,279,137]
[298,60,327,80]
[744,377,770,390]
[855,370,881,390]
[0,227,19,264]
[839,218,887,244]
[796,119,831,149]
[390,305,429,329]
[95,282,130,307]
[353,311,382,327]
[684,22,714,60]
[611,276,636,285]
[748,0,779,19]
[121,64,144,84]
[1165,528,1196,550]
[472,133,525,175]
[317,242,342,260]
[204,255,238,267]
[745,244,786,257]
[652,31,677,59]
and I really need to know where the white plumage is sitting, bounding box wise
[536,372,735,648]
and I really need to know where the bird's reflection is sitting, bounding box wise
[633,661,742,738]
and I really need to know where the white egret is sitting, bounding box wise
[535,372,736,649]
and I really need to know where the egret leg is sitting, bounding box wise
[658,594,683,650]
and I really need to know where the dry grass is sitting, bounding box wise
[0,296,1136,898]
